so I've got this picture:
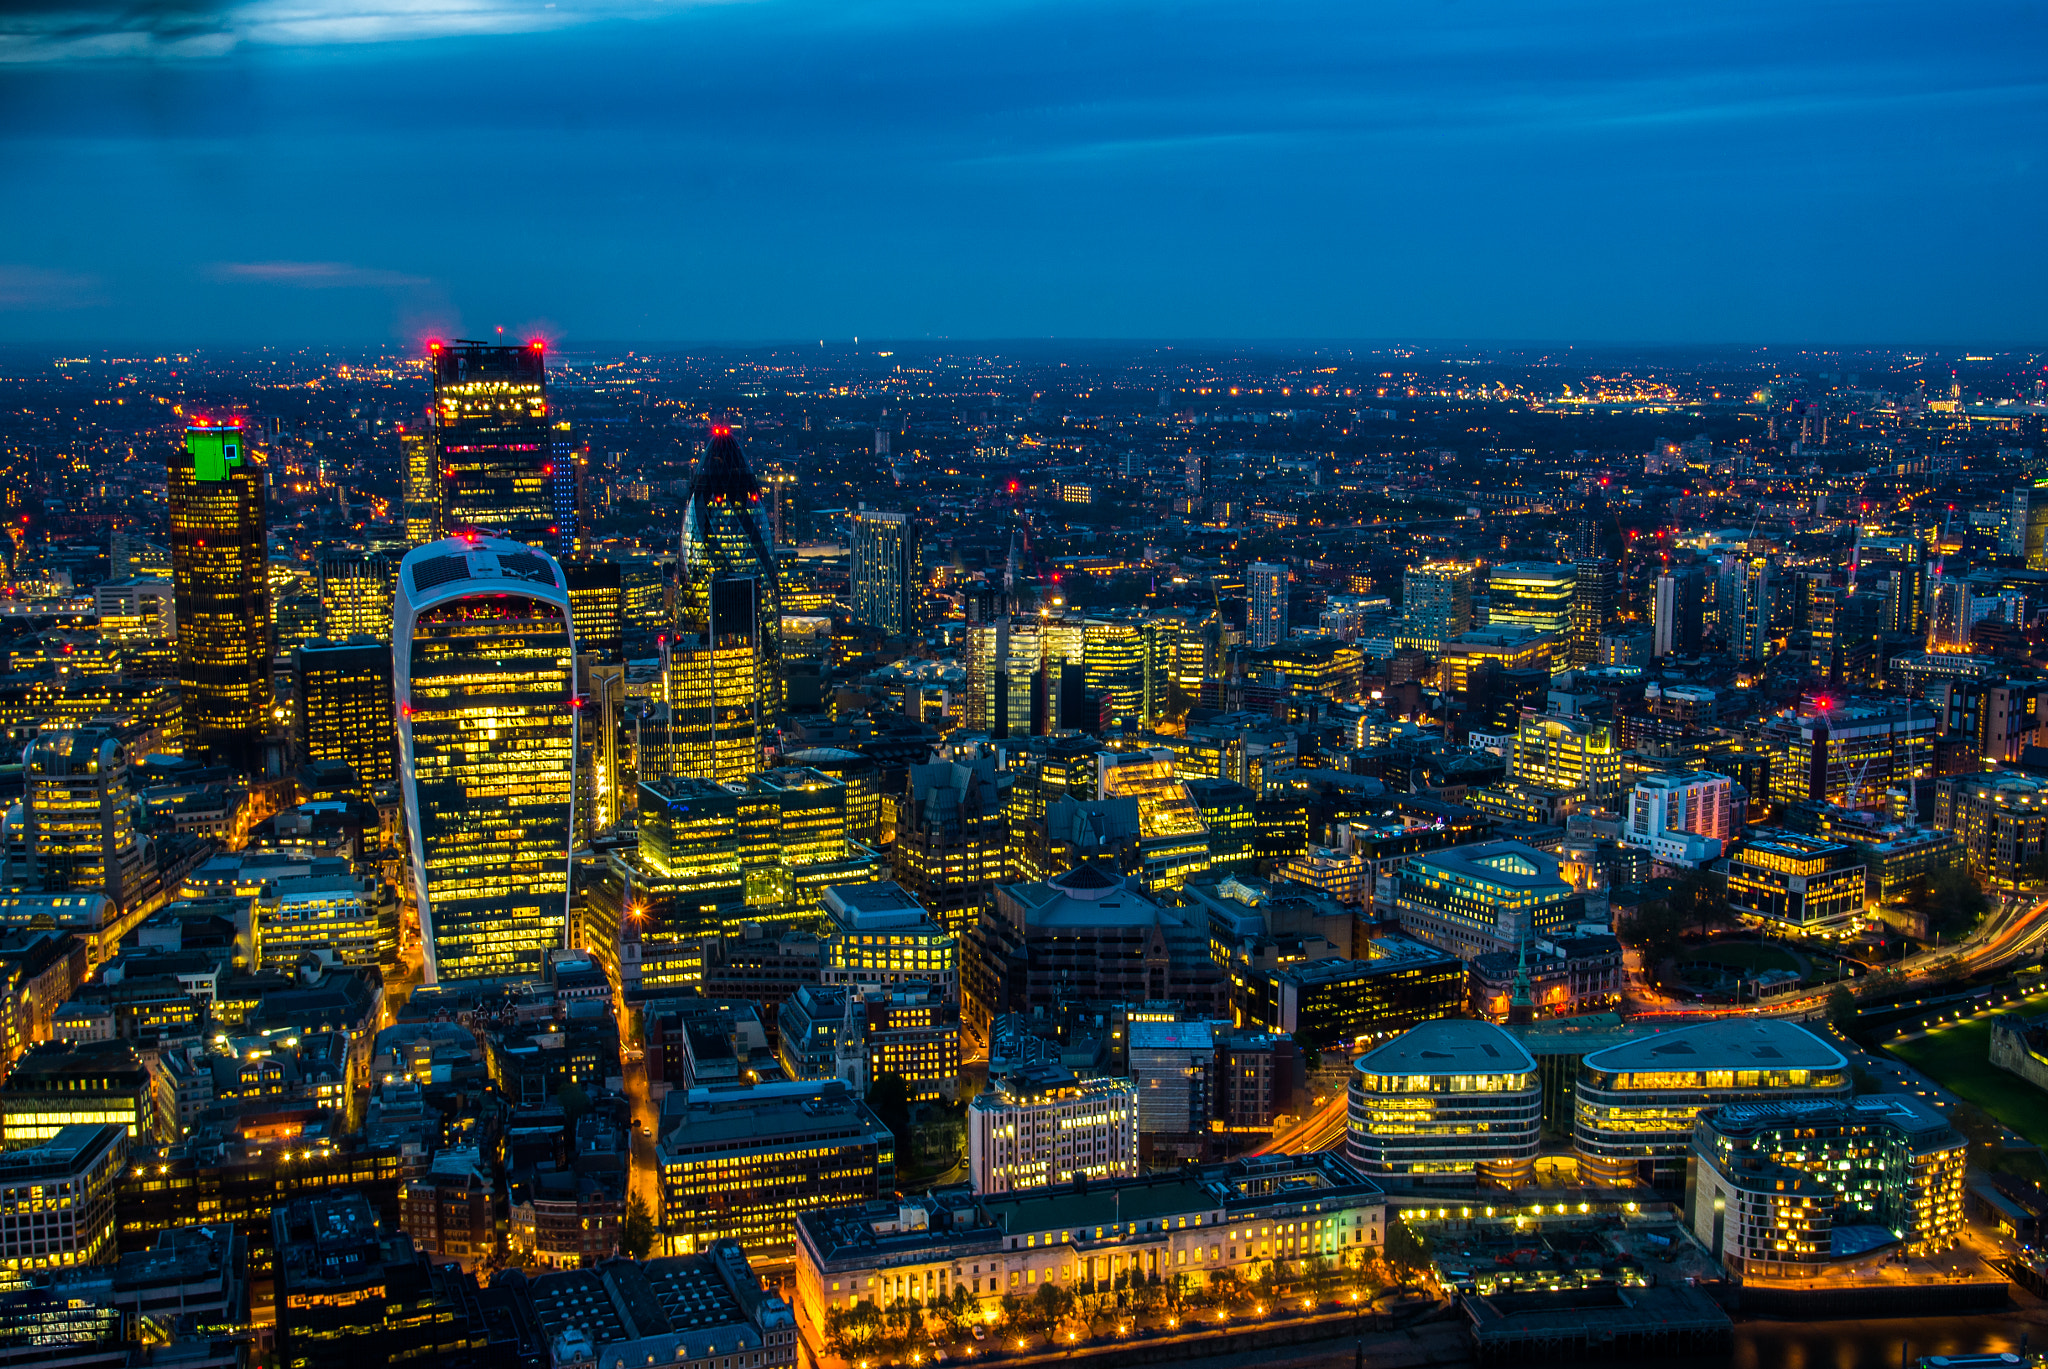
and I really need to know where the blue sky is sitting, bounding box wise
[0,0,2042,344]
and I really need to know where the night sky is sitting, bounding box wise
[0,0,2042,345]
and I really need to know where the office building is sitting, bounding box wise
[527,1246,796,1369]
[1624,771,1734,867]
[317,550,394,641]
[170,419,271,770]
[1391,840,1583,961]
[1931,675,2048,767]
[850,510,920,637]
[564,555,626,663]
[1510,711,1622,801]
[0,1124,124,1271]
[890,758,1007,936]
[1689,1095,1965,1278]
[677,426,781,732]
[965,1067,1138,1194]
[400,428,437,545]
[1236,940,1464,1047]
[1573,1019,1850,1187]
[1653,567,1706,658]
[1936,770,2048,887]
[1247,562,1288,648]
[395,535,576,985]
[1437,626,1556,698]
[819,881,957,999]
[0,1040,159,1149]
[1487,562,1575,637]
[778,982,960,1102]
[656,1081,896,1262]
[430,338,573,555]
[1346,1020,1540,1187]
[794,1151,1382,1345]
[1568,557,1611,667]
[1397,561,1475,652]
[1724,831,1867,932]
[1759,700,1935,810]
[1093,747,1212,892]
[20,729,149,915]
[295,636,396,799]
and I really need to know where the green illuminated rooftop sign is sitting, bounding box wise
[186,427,245,481]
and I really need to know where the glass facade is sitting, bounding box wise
[678,428,781,727]
[170,421,271,770]
[431,340,573,556]
[396,537,576,984]
[295,637,396,798]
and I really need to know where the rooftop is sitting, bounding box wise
[1583,1018,1845,1073]
[1354,1019,1535,1078]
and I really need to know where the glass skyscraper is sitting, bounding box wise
[430,340,575,556]
[395,535,577,984]
[170,419,272,771]
[850,509,919,636]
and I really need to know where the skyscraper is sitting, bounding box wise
[674,425,781,746]
[22,728,150,913]
[1653,567,1706,658]
[297,635,397,798]
[850,510,920,637]
[170,418,271,770]
[430,340,575,556]
[1397,562,1475,651]
[317,550,394,641]
[400,428,437,546]
[395,535,577,985]
[1487,562,1576,637]
[1248,562,1288,649]
[1568,557,1612,667]
[563,555,625,663]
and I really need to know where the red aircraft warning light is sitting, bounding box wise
[711,424,732,438]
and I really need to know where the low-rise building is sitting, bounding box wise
[0,1123,125,1271]
[1724,831,1867,933]
[1233,938,1465,1050]
[819,881,957,1000]
[1935,770,2048,889]
[0,1040,161,1149]
[1468,934,1625,1021]
[966,1066,1138,1195]
[1688,1095,1966,1279]
[793,1151,1384,1349]
[527,1244,797,1369]
[1389,839,1584,960]
[1345,1020,1539,1188]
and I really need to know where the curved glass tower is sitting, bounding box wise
[395,535,577,985]
[670,425,781,779]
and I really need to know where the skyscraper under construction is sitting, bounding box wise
[665,425,781,781]
[170,419,271,771]
[430,339,575,556]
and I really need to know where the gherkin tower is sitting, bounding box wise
[669,425,781,778]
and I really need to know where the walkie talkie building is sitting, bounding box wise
[395,535,577,984]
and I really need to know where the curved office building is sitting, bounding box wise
[395,536,577,985]
[675,425,782,740]
[1346,1019,1540,1188]
[1573,1018,1850,1188]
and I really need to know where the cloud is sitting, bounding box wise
[0,265,104,309]
[0,0,720,63]
[210,259,429,287]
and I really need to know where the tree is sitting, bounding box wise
[554,1080,591,1125]
[866,1072,914,1152]
[621,1194,656,1259]
[1383,1214,1433,1277]
[1826,985,1856,1028]
[1924,863,1989,940]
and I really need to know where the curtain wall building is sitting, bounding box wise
[170,419,271,770]
[395,535,577,985]
[430,339,575,556]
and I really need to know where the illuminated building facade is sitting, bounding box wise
[0,1040,160,1149]
[430,339,574,555]
[1568,557,1612,666]
[1247,562,1289,649]
[21,728,149,914]
[400,429,437,545]
[1398,561,1475,652]
[1082,615,1144,724]
[850,510,920,636]
[965,1067,1137,1194]
[1724,831,1866,931]
[316,551,394,641]
[891,758,1007,935]
[656,1081,895,1262]
[295,636,396,799]
[1486,562,1575,637]
[678,427,781,729]
[1624,771,1734,867]
[1689,1095,1965,1278]
[1437,627,1555,698]
[665,587,767,783]
[1390,840,1582,960]
[1509,711,1621,801]
[1759,700,1935,810]
[1238,941,1465,1047]
[0,1124,124,1271]
[793,1152,1383,1346]
[563,555,625,663]
[1573,1019,1849,1188]
[170,420,271,770]
[1345,1020,1539,1187]
[1936,770,2048,888]
[820,881,958,1000]
[1094,748,1211,892]
[395,536,576,985]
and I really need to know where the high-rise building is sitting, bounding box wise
[399,428,437,546]
[1567,557,1611,667]
[170,419,270,770]
[1486,562,1576,637]
[296,635,397,798]
[664,579,768,783]
[1247,562,1288,649]
[1888,555,1927,637]
[21,729,150,914]
[430,339,574,555]
[677,426,781,731]
[395,535,576,985]
[1397,562,1475,651]
[1653,567,1706,658]
[563,555,625,663]
[849,510,920,637]
[1624,771,1735,866]
[1081,614,1144,725]
[2023,478,2048,571]
[317,550,394,641]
